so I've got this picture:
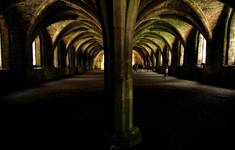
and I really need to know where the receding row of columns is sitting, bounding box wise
[1,1,235,149]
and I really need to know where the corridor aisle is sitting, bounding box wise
[134,72,235,150]
[0,71,106,149]
[0,71,235,149]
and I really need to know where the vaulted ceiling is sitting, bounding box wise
[0,0,233,59]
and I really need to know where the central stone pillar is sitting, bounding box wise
[98,0,141,149]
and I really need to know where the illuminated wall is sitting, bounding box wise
[197,33,207,65]
[228,12,235,65]
[32,35,41,67]
[132,50,144,66]
[179,43,184,66]
[54,46,59,68]
[93,51,104,70]
[168,51,172,66]
[132,53,135,66]
[101,54,104,70]
[159,54,163,66]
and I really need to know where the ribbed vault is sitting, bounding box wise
[0,1,235,149]
[0,0,232,67]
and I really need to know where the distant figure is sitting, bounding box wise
[149,64,153,72]
[164,66,168,78]
[145,64,152,72]
[133,63,138,73]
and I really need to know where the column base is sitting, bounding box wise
[110,126,142,149]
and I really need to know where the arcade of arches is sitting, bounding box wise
[1,0,235,149]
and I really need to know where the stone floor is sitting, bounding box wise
[0,71,235,149]
[134,71,235,150]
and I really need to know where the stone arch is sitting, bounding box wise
[133,46,149,59]
[66,33,94,53]
[136,32,173,51]
[52,21,102,51]
[85,41,102,54]
[137,0,211,41]
[27,0,99,39]
[93,50,104,70]
[132,50,145,67]
[136,37,162,53]
[26,0,101,68]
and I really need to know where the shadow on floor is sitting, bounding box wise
[0,71,235,150]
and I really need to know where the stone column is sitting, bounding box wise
[151,52,156,69]
[172,39,180,67]
[155,49,161,67]
[60,42,67,69]
[209,7,232,71]
[162,46,169,67]
[184,28,198,68]
[41,29,53,69]
[82,52,89,71]
[76,50,86,73]
[5,11,27,78]
[98,0,141,148]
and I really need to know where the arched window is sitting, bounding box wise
[132,53,135,66]
[168,51,172,66]
[197,33,207,66]
[179,42,184,66]
[32,35,42,67]
[101,54,104,70]
[228,11,235,65]
[159,53,163,66]
[54,46,60,68]
[93,51,104,70]
[228,33,235,65]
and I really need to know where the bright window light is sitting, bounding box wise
[132,53,135,66]
[32,40,36,66]
[198,34,207,65]
[101,54,104,70]
[180,43,184,66]
[202,37,207,64]
[168,51,172,66]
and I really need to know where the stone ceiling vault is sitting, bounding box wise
[0,0,233,60]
